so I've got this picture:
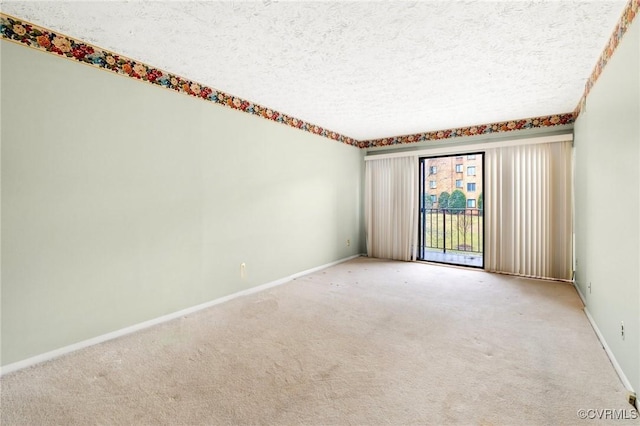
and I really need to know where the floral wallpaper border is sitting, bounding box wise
[358,113,575,148]
[0,13,358,147]
[574,0,638,117]
[0,2,636,149]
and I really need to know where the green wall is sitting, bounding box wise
[574,19,639,392]
[1,41,364,366]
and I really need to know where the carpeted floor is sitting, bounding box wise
[1,257,637,425]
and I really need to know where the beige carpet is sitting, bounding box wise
[1,257,637,425]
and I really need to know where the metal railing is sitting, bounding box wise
[418,208,483,257]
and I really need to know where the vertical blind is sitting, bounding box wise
[364,138,573,280]
[485,141,573,280]
[365,156,418,261]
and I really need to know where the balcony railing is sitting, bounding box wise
[418,208,483,257]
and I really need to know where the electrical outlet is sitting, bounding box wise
[240,262,246,279]
[346,239,351,247]
[621,321,625,340]
[588,282,592,294]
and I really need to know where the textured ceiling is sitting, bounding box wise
[0,1,628,140]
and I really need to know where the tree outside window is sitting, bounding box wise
[438,191,450,210]
[448,190,467,212]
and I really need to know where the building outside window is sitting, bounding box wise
[423,154,483,212]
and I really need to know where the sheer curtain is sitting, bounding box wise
[485,141,573,280]
[365,156,418,261]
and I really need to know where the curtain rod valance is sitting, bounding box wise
[364,133,573,161]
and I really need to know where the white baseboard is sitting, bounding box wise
[1,254,363,376]
[573,280,587,306]
[583,308,635,393]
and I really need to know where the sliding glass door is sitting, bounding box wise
[418,153,484,268]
